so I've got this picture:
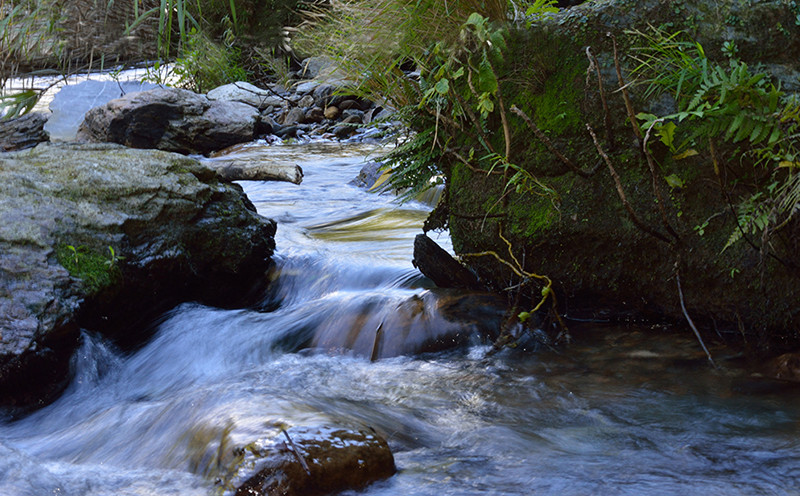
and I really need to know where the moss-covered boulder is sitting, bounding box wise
[441,0,800,353]
[0,143,276,408]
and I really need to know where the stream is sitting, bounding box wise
[2,141,800,495]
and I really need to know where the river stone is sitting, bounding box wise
[304,107,325,124]
[215,426,395,496]
[323,106,340,120]
[294,80,320,95]
[207,81,285,110]
[76,87,259,155]
[283,107,306,126]
[0,112,49,152]
[45,79,161,142]
[0,142,276,408]
[297,94,315,109]
[312,84,336,108]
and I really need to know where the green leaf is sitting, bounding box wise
[477,58,498,94]
[434,78,450,96]
[664,174,685,189]
[658,121,677,150]
[465,13,485,27]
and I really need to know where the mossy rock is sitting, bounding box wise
[444,0,800,353]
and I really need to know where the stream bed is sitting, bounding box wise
[2,141,800,495]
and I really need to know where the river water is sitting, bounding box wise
[2,141,800,495]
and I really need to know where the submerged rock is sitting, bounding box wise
[0,143,276,408]
[76,87,259,155]
[309,289,507,358]
[215,426,395,496]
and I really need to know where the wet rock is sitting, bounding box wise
[0,143,276,408]
[76,87,259,155]
[342,109,365,124]
[350,161,383,189]
[207,81,285,110]
[309,289,506,358]
[332,124,356,139]
[413,234,483,291]
[217,426,395,496]
[0,113,49,152]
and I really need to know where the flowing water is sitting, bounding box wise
[2,141,800,496]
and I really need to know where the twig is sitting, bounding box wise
[609,33,642,141]
[510,105,601,177]
[585,46,615,149]
[587,123,671,243]
[674,260,717,368]
[282,429,312,476]
[642,120,681,242]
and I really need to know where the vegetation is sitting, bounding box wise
[631,26,800,255]
[56,244,124,294]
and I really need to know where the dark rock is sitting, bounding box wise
[275,125,300,139]
[304,107,325,124]
[283,107,306,126]
[45,80,161,142]
[413,234,483,290]
[76,87,259,155]
[0,143,275,408]
[332,124,355,139]
[215,426,396,496]
[337,99,360,111]
[342,109,365,124]
[0,113,49,152]
[255,114,276,136]
[350,161,383,189]
[312,84,336,107]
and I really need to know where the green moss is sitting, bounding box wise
[507,193,558,238]
[56,244,121,294]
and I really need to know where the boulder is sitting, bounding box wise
[0,143,276,408]
[0,113,49,152]
[76,87,259,155]
[443,0,800,350]
[207,81,285,110]
[45,79,161,142]
[214,426,396,496]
